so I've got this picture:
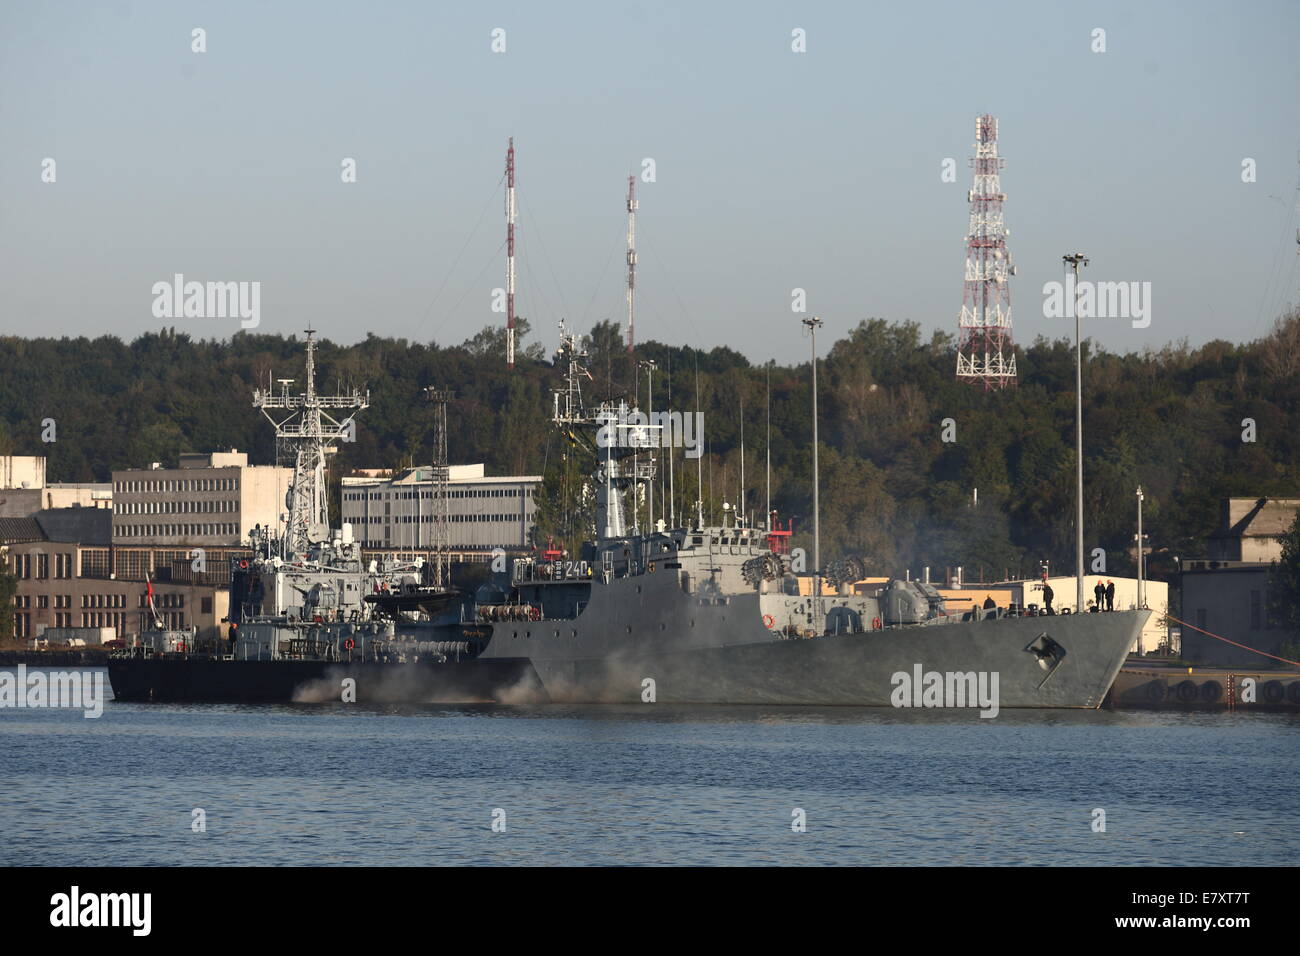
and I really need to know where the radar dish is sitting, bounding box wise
[307,523,329,544]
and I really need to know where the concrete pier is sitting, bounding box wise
[1106,663,1300,711]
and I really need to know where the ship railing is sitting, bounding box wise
[282,638,337,661]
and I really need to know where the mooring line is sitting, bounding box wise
[1164,614,1300,666]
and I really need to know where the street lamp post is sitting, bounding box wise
[1063,253,1089,612]
[802,316,823,626]
[640,359,657,535]
[1136,485,1145,609]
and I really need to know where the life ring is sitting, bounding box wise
[176,641,186,653]
[762,614,775,629]
[528,606,541,622]
[343,637,355,651]
[648,562,656,573]
[239,560,249,569]
[871,617,882,630]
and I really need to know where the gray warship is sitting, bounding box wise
[109,328,1149,708]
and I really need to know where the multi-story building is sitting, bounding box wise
[1181,496,1299,666]
[0,455,45,490]
[0,455,112,517]
[341,464,540,560]
[112,450,292,548]
[2,508,230,644]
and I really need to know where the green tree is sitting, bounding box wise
[1267,511,1300,636]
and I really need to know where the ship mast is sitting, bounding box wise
[626,175,637,354]
[253,329,369,559]
[505,138,517,369]
[551,321,656,542]
[424,387,453,587]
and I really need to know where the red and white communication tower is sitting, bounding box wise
[625,175,637,354]
[955,114,1017,389]
[505,137,517,368]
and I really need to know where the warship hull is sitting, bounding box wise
[483,612,1147,709]
[108,606,1148,709]
[106,655,541,704]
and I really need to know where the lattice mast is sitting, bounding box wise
[626,175,637,354]
[254,329,369,559]
[505,138,517,369]
[424,387,453,587]
[551,320,655,541]
[955,114,1017,389]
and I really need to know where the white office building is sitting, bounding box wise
[341,464,540,557]
[112,450,292,547]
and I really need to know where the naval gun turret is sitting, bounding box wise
[879,580,949,625]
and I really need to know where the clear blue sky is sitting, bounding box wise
[1,0,1297,363]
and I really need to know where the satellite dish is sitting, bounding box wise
[307,523,329,544]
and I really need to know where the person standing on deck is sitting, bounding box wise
[1105,580,1115,612]
[1094,580,1105,610]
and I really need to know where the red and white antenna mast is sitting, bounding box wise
[505,137,517,368]
[626,174,638,354]
[955,114,1017,390]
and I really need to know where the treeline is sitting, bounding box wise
[1,310,1299,596]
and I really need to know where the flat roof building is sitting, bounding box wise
[341,464,540,559]
[1181,496,1300,667]
[0,455,112,517]
[0,455,45,490]
[111,450,291,548]
[1207,497,1300,563]
[2,507,229,643]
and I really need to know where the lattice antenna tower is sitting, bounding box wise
[626,175,637,354]
[424,387,453,587]
[955,114,1018,389]
[505,138,517,368]
[253,329,368,558]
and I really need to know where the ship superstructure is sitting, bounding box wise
[144,332,475,671]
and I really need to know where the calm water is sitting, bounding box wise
[2,668,1296,866]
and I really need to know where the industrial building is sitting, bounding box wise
[1,507,230,645]
[341,464,540,559]
[0,454,111,517]
[111,450,292,548]
[1180,497,1299,667]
